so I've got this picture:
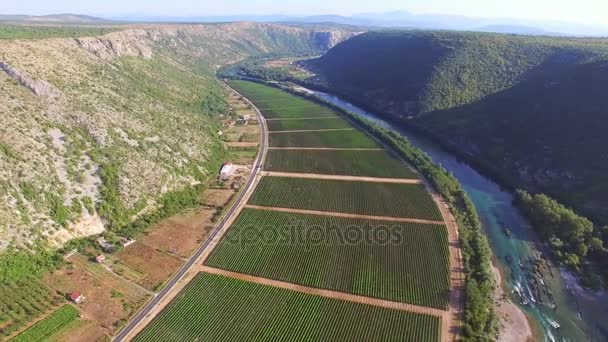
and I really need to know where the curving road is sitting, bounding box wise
[113,81,268,341]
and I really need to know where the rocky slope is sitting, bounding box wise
[0,22,355,249]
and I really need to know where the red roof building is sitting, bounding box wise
[70,292,84,304]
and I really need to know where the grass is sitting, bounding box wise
[249,177,443,220]
[10,305,79,342]
[229,80,338,119]
[134,272,441,341]
[269,129,379,148]
[206,208,450,309]
[265,149,419,178]
[267,117,353,131]
[0,25,117,39]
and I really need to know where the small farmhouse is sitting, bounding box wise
[95,254,105,263]
[70,292,84,304]
[120,237,136,248]
[220,162,233,181]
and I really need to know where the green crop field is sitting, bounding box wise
[265,149,419,178]
[0,277,64,339]
[10,305,79,342]
[267,117,353,131]
[134,272,441,342]
[249,177,443,220]
[206,208,450,309]
[229,80,338,118]
[269,129,379,148]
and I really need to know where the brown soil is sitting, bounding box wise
[226,141,258,148]
[115,242,183,290]
[138,207,217,259]
[202,266,445,317]
[268,147,383,151]
[260,171,422,184]
[49,319,107,342]
[201,189,235,208]
[269,128,355,133]
[428,189,465,342]
[244,205,445,225]
[43,254,150,335]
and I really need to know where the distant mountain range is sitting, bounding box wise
[109,11,608,36]
[0,13,109,23]
[2,11,608,37]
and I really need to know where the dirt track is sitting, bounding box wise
[244,204,446,225]
[201,266,446,318]
[260,171,422,184]
[428,188,464,342]
[269,128,355,133]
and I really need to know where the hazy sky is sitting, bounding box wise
[4,0,608,27]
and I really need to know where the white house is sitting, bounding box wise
[220,163,233,180]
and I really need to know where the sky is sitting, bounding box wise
[3,0,608,28]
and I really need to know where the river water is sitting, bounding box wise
[301,87,608,342]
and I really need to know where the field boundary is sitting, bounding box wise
[244,204,446,225]
[260,171,421,184]
[201,266,446,318]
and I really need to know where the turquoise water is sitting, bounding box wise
[304,87,608,341]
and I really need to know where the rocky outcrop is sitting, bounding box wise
[0,61,58,96]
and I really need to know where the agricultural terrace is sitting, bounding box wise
[266,117,353,131]
[249,177,443,220]
[229,80,338,118]
[269,129,380,148]
[134,272,441,342]
[265,149,419,178]
[10,305,79,342]
[0,277,63,339]
[205,208,450,309]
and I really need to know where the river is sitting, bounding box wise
[299,86,608,342]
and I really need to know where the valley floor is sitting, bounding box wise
[128,80,464,341]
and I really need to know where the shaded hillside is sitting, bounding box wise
[309,30,608,224]
[0,22,354,249]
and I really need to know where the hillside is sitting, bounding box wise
[308,30,608,225]
[0,22,355,250]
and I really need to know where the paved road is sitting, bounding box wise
[113,81,267,341]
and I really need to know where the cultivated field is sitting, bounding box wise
[249,177,443,220]
[205,208,450,309]
[230,80,337,119]
[132,80,453,342]
[266,117,353,131]
[43,254,150,337]
[269,129,380,148]
[10,305,79,342]
[134,272,441,341]
[0,277,63,339]
[265,149,419,178]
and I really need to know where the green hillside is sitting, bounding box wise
[310,30,608,225]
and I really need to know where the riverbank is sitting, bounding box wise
[492,262,535,342]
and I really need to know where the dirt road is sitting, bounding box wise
[260,171,422,184]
